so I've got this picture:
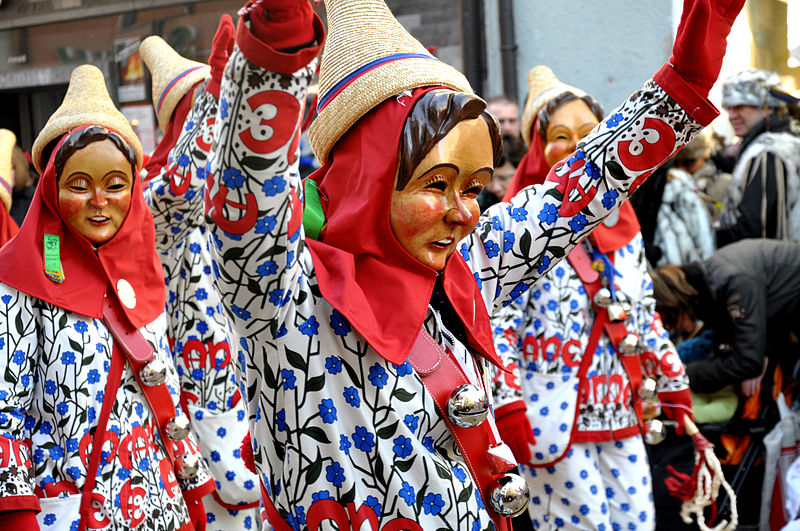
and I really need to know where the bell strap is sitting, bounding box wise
[77,345,124,531]
[566,245,646,433]
[408,329,513,531]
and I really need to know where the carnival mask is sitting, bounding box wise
[543,99,599,168]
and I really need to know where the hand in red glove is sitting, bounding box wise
[0,510,39,529]
[495,401,536,465]
[205,14,235,98]
[186,496,207,531]
[240,0,316,51]
[669,0,746,96]
[659,388,693,436]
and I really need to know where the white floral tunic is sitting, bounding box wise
[146,87,261,530]
[0,287,212,530]
[157,23,711,530]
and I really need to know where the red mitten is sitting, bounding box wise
[0,510,39,529]
[205,14,235,98]
[240,432,257,475]
[240,0,316,51]
[495,401,535,465]
[659,388,693,436]
[186,496,207,531]
[669,0,746,96]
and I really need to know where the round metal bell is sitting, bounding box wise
[166,413,191,440]
[644,419,667,445]
[593,288,612,308]
[639,378,658,401]
[140,358,168,386]
[175,453,201,480]
[488,473,530,517]
[618,334,639,355]
[447,384,489,428]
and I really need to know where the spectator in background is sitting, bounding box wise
[717,69,800,247]
[8,140,38,228]
[488,94,521,138]
[652,129,716,264]
[478,131,526,211]
[652,239,800,396]
[0,130,20,246]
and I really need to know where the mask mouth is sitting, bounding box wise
[432,237,454,248]
[88,215,110,223]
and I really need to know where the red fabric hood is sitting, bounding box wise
[305,88,499,367]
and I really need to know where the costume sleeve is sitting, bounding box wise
[0,288,41,513]
[490,294,527,409]
[686,275,766,393]
[717,151,784,247]
[203,17,322,330]
[463,65,717,314]
[146,88,218,256]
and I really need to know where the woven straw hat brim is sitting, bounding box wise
[32,65,143,173]
[309,0,472,163]
[0,129,16,212]
[521,66,586,147]
[310,58,471,163]
[140,36,210,134]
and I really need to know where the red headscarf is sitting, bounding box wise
[305,88,499,367]
[0,126,166,329]
[0,208,19,248]
[502,118,640,253]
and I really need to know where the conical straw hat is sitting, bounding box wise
[32,65,143,173]
[140,36,210,133]
[520,65,587,147]
[309,0,473,164]
[0,129,16,212]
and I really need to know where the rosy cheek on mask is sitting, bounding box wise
[58,197,84,221]
[394,196,444,238]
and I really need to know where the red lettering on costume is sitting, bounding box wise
[549,159,600,217]
[660,351,682,378]
[195,116,217,153]
[183,338,207,368]
[43,480,79,498]
[230,389,243,408]
[307,499,349,531]
[346,502,379,531]
[639,351,658,378]
[209,183,259,234]
[561,339,582,367]
[85,492,111,529]
[120,480,146,528]
[0,437,10,466]
[542,337,561,362]
[130,425,149,462]
[159,458,181,499]
[80,431,93,468]
[623,382,632,405]
[287,187,303,237]
[165,160,192,196]
[522,335,539,362]
[103,430,119,464]
[239,91,301,154]
[608,374,625,403]
[591,375,607,404]
[617,118,677,173]
[208,340,231,370]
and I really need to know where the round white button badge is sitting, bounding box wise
[116,278,137,309]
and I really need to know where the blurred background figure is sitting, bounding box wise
[0,129,20,246]
[652,129,717,265]
[479,95,527,211]
[716,69,800,247]
[487,94,521,137]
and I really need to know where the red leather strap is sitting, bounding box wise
[408,330,512,531]
[78,347,124,531]
[261,482,292,531]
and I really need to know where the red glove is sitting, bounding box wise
[205,14,235,98]
[186,496,207,531]
[0,510,39,529]
[495,401,535,465]
[659,388,693,436]
[669,0,746,96]
[241,0,316,51]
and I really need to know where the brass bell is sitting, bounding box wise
[488,473,530,517]
[607,303,627,322]
[140,358,168,386]
[644,419,667,445]
[639,378,657,401]
[166,413,191,440]
[175,453,201,480]
[618,334,639,355]
[447,384,489,428]
[593,288,612,308]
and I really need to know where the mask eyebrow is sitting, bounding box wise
[472,166,494,178]
[415,163,460,181]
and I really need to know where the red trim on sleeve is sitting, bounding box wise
[0,496,42,513]
[494,399,528,419]
[0,509,39,528]
[235,14,325,75]
[653,63,719,126]
[181,477,217,503]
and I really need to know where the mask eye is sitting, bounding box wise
[424,174,447,191]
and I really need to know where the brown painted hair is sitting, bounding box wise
[396,90,502,191]
[53,126,137,181]
[651,264,698,330]
[536,92,604,143]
